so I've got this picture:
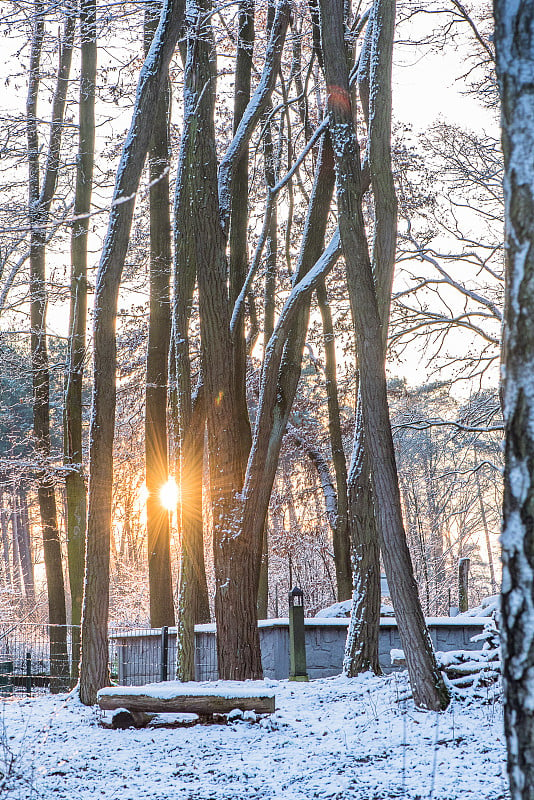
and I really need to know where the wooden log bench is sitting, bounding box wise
[97,681,276,728]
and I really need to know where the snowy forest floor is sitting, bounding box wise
[0,672,507,800]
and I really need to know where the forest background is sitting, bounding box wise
[0,0,502,702]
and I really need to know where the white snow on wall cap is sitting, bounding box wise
[314,600,352,618]
[455,595,500,619]
[97,680,276,702]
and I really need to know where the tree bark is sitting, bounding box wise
[184,0,263,680]
[344,388,382,675]
[0,487,12,588]
[65,0,96,681]
[80,0,186,705]
[316,280,351,601]
[174,387,209,680]
[16,486,34,603]
[319,0,449,710]
[27,2,75,692]
[144,1,175,629]
[171,0,214,682]
[494,4,534,795]
[229,0,254,461]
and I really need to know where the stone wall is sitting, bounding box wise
[110,617,488,685]
[195,618,488,681]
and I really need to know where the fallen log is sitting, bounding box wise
[97,680,276,716]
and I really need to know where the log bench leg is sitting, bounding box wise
[111,710,154,729]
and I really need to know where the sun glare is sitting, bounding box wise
[159,477,179,512]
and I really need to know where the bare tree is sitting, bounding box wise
[79,0,186,706]
[64,0,97,680]
[319,0,449,710]
[27,0,75,691]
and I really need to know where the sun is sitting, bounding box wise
[159,476,179,512]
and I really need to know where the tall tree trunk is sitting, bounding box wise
[344,390,382,675]
[494,4,534,796]
[319,0,449,710]
[475,469,497,595]
[10,496,22,596]
[257,72,278,620]
[79,0,186,705]
[316,280,351,601]
[207,0,290,679]
[171,3,213,681]
[16,486,35,603]
[182,0,263,680]
[64,0,96,681]
[0,487,12,588]
[173,384,209,680]
[144,2,175,629]
[27,3,75,692]
[229,0,254,456]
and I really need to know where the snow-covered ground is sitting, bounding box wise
[0,673,507,799]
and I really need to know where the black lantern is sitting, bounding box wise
[288,585,308,681]
[289,586,304,608]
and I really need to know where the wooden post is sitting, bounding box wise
[458,558,470,613]
[289,587,308,681]
[160,626,169,682]
[25,651,32,696]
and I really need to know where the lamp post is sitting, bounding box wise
[289,586,308,681]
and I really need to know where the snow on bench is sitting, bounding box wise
[97,680,276,718]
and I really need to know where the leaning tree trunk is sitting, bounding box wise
[144,1,175,629]
[316,279,352,601]
[232,131,336,613]
[494,3,534,796]
[79,0,186,706]
[319,0,449,711]
[27,3,75,692]
[64,0,96,681]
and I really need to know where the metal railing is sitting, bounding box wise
[0,622,78,696]
[0,622,176,697]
